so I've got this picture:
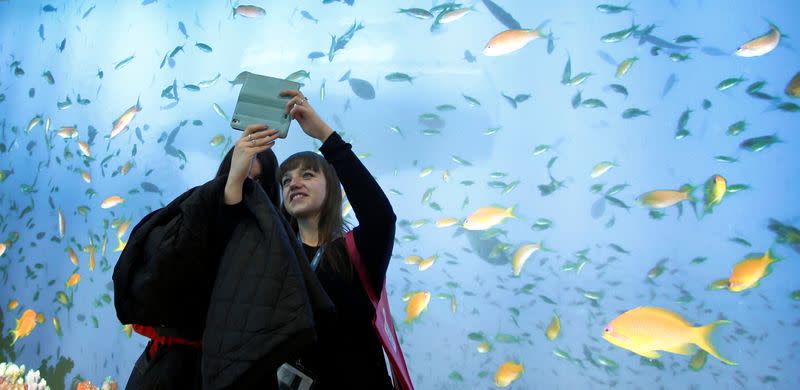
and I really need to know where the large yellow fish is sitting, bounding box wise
[512,242,541,276]
[110,98,142,139]
[11,309,38,345]
[735,22,781,57]
[636,185,695,209]
[418,255,437,271]
[728,249,778,292]
[405,291,431,323]
[463,206,517,231]
[494,361,523,387]
[483,28,545,56]
[101,195,126,209]
[602,306,735,365]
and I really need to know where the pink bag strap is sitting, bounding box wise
[344,230,379,304]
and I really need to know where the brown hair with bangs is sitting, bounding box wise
[279,151,353,280]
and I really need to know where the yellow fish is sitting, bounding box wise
[476,341,491,353]
[736,22,781,57]
[11,309,38,345]
[80,170,92,183]
[435,217,459,228]
[728,249,778,292]
[53,316,63,337]
[636,185,695,209]
[7,299,19,310]
[494,361,524,387]
[405,291,431,323]
[67,245,79,265]
[115,219,132,252]
[602,306,735,365]
[463,206,517,231]
[36,312,45,324]
[101,195,126,209]
[77,141,91,157]
[786,72,800,97]
[483,28,545,56]
[590,161,617,178]
[110,98,142,139]
[210,134,225,147]
[123,324,133,337]
[546,312,560,341]
[418,255,437,271]
[404,255,422,265]
[511,242,541,276]
[66,273,80,287]
[86,244,96,272]
[58,209,66,238]
[703,175,727,212]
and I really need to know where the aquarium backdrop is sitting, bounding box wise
[1,0,799,389]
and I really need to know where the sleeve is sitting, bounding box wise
[319,132,396,291]
[115,174,247,327]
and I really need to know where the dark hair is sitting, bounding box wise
[279,151,352,280]
[215,146,281,209]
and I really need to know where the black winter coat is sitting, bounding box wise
[113,174,336,389]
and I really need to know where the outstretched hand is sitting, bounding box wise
[280,89,333,142]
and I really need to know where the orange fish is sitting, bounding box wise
[110,98,142,139]
[728,249,778,292]
[11,309,38,345]
[483,28,546,56]
[80,169,92,183]
[101,195,126,209]
[7,299,19,310]
[66,272,80,287]
[77,141,91,157]
[494,361,524,387]
[57,126,78,139]
[0,242,6,257]
[405,291,431,323]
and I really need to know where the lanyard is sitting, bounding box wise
[298,234,326,271]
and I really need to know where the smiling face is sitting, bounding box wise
[281,166,327,220]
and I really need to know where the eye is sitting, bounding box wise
[303,171,313,178]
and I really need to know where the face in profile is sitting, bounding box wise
[281,166,327,219]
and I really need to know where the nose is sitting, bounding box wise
[287,175,302,191]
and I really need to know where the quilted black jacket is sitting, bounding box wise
[113,174,335,389]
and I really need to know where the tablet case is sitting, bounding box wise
[230,72,300,138]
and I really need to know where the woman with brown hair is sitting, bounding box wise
[273,89,398,388]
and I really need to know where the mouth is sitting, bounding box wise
[289,192,308,202]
